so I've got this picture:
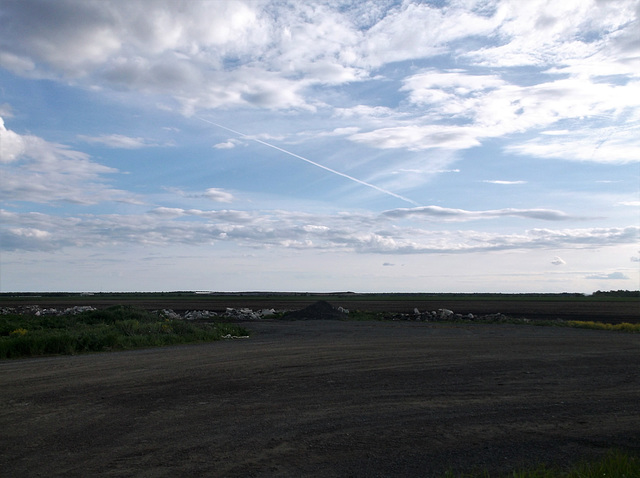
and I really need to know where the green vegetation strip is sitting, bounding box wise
[443,449,639,477]
[0,306,249,359]
[566,320,640,333]
[346,309,640,332]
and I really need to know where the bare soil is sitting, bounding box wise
[1,319,639,477]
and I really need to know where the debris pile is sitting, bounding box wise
[392,308,514,322]
[155,308,277,320]
[0,305,97,316]
[1,303,521,323]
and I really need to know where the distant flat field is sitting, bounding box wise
[1,292,638,323]
[1,320,639,477]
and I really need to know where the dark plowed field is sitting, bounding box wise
[1,319,639,477]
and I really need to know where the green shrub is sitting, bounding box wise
[0,307,250,359]
[567,320,640,333]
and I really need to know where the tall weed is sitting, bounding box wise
[567,320,640,333]
[0,307,249,359]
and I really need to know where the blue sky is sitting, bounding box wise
[1,0,639,293]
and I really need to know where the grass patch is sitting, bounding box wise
[0,306,249,359]
[566,320,640,333]
[443,449,639,477]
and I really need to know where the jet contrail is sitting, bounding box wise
[197,116,420,206]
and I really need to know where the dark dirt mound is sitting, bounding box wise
[281,300,348,320]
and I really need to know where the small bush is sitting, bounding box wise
[567,320,640,333]
[0,307,250,359]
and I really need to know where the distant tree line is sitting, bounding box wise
[591,290,639,298]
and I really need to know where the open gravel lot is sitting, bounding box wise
[1,319,639,477]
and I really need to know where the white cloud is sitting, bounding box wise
[349,125,481,151]
[506,119,640,163]
[3,207,637,255]
[202,188,234,203]
[334,105,401,120]
[483,180,527,185]
[386,69,640,156]
[213,141,236,149]
[465,0,637,69]
[358,2,497,68]
[78,134,156,149]
[0,51,35,74]
[163,187,235,203]
[2,0,637,139]
[0,103,13,118]
[213,139,242,149]
[299,126,361,139]
[401,70,506,114]
[0,118,136,205]
[381,206,573,222]
[0,117,26,162]
[2,227,54,251]
[586,272,631,280]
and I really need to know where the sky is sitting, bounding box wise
[0,0,639,293]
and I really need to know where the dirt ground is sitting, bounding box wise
[1,319,639,477]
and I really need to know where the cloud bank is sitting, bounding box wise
[0,0,637,166]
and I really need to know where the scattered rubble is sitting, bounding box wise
[0,303,528,324]
[393,309,516,323]
[0,305,97,316]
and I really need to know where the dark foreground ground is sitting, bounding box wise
[1,320,639,477]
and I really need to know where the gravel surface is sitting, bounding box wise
[1,319,639,477]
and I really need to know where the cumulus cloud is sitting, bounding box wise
[202,188,234,203]
[0,117,25,162]
[483,180,527,185]
[382,67,640,156]
[166,187,235,203]
[78,134,157,149]
[506,121,640,164]
[381,206,573,222]
[464,0,637,69]
[0,117,136,204]
[358,2,497,68]
[0,103,13,118]
[213,139,242,149]
[3,206,637,255]
[0,51,36,74]
[0,0,637,164]
[586,272,631,280]
[2,227,54,251]
[349,125,482,151]
[149,207,251,223]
